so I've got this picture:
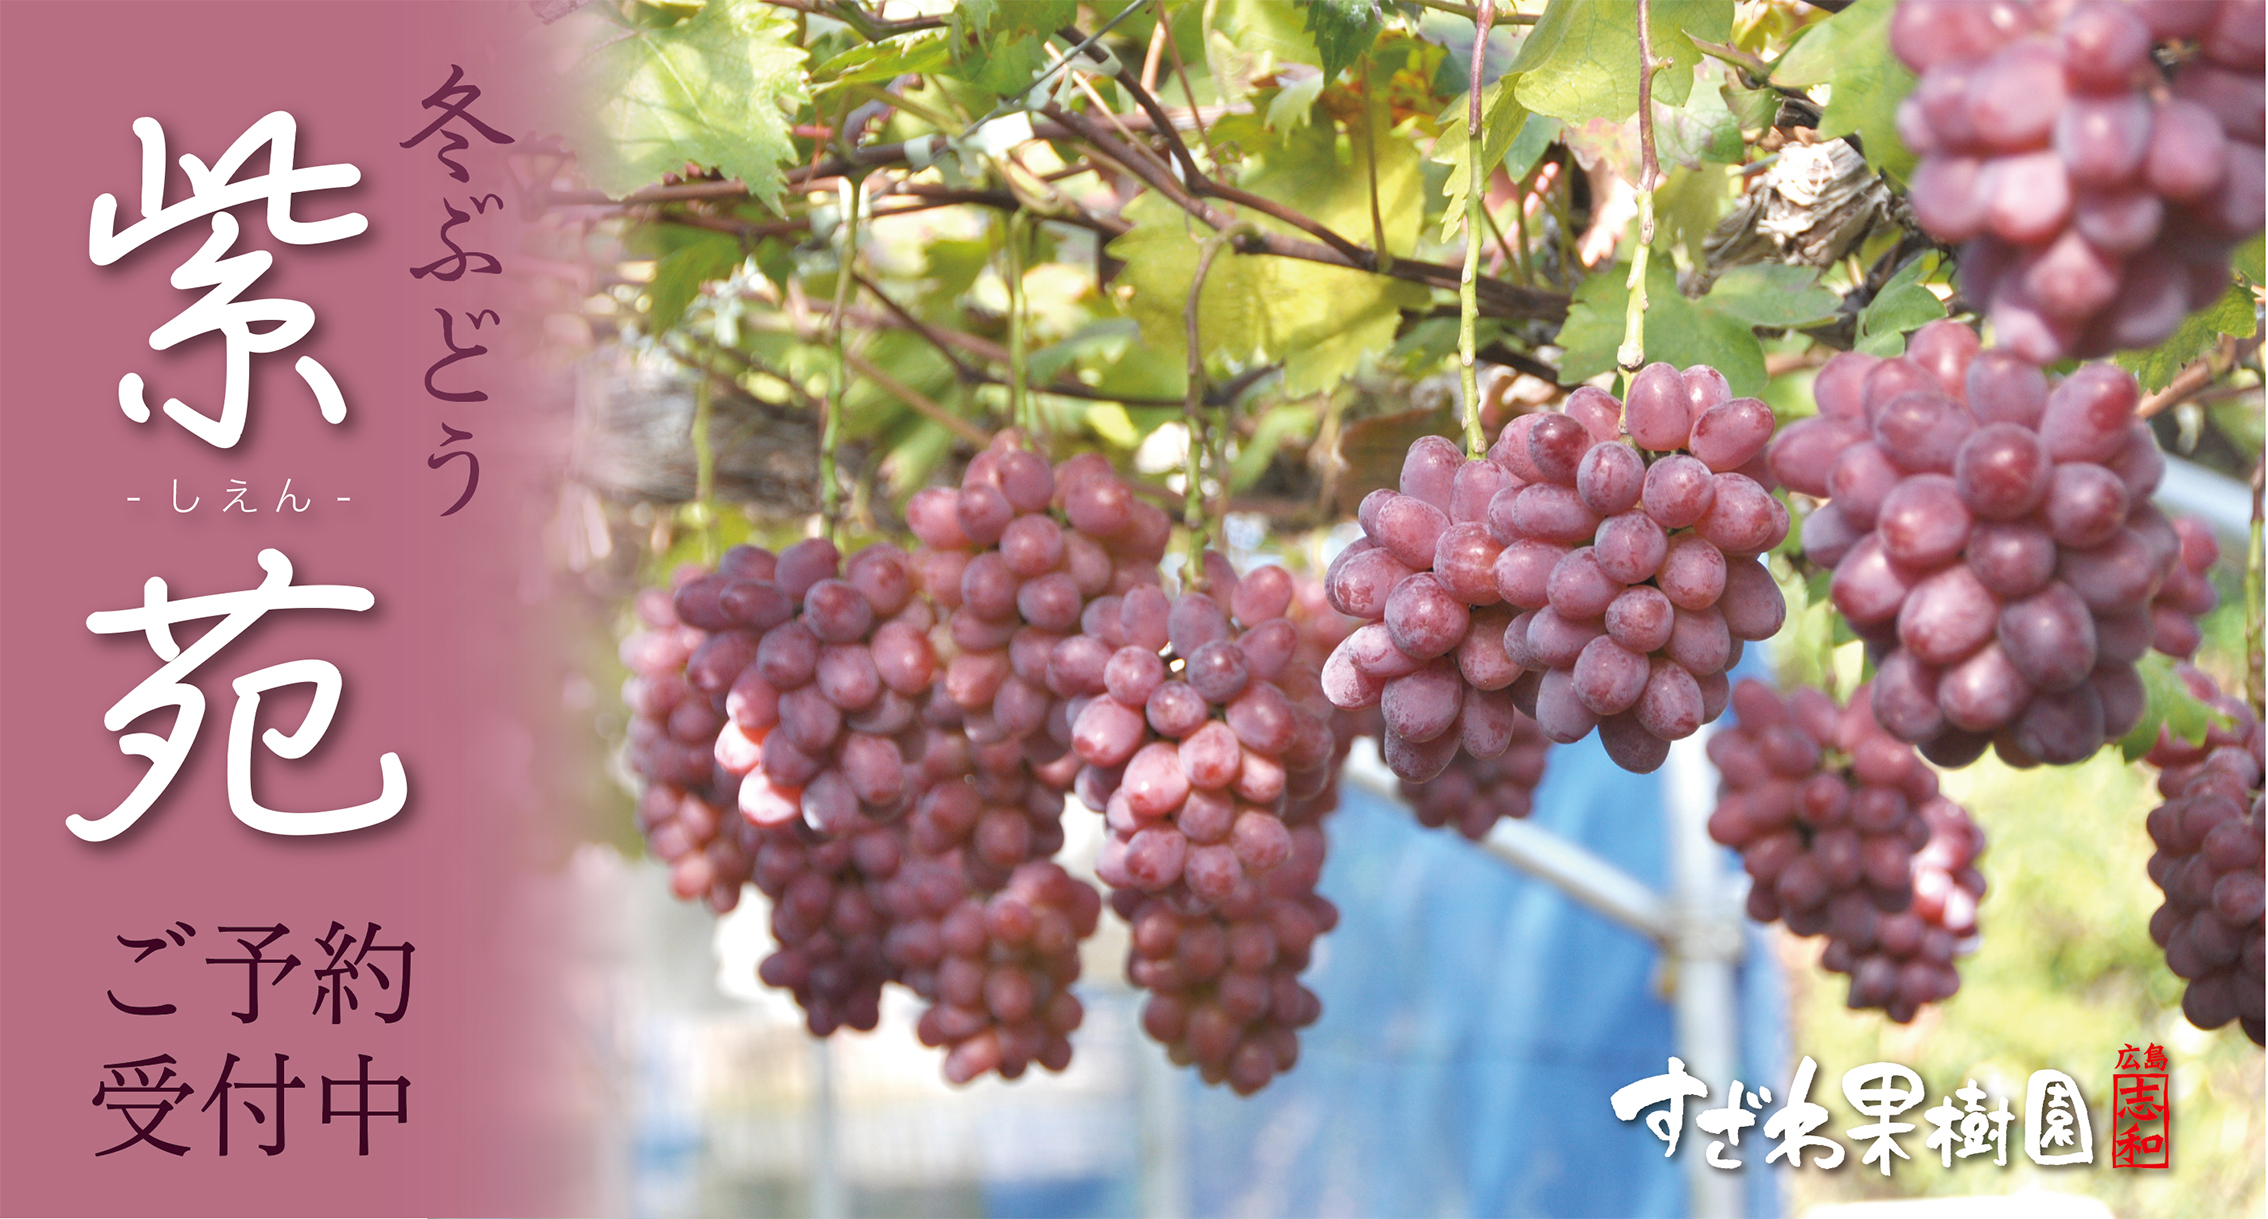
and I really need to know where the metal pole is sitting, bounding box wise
[809,1038,847,1219]
[1664,728,1745,1219]
[1137,1021,1186,1219]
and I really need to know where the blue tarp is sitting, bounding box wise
[1164,727,1789,1219]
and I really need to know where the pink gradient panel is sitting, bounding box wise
[1,4,576,1214]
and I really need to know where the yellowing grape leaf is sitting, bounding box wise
[813,30,951,94]
[1509,0,1734,123]
[567,0,808,211]
[1433,78,1528,238]
[1106,118,1427,397]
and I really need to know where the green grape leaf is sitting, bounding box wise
[1434,79,1528,238]
[1220,0,1323,68]
[566,0,808,210]
[1300,0,1382,81]
[1853,257,1946,355]
[1510,0,1735,123]
[954,30,1051,98]
[839,331,958,439]
[2237,231,2265,284]
[1770,0,1916,181]
[1264,76,1328,137]
[1083,401,1143,448]
[1655,164,1733,267]
[2117,651,2229,763]
[954,0,999,33]
[1721,80,1778,130]
[2114,279,2260,391]
[1558,256,1768,394]
[1704,263,1840,329]
[1652,66,1744,171]
[644,229,744,333]
[1106,118,1427,397]
[1504,113,1563,181]
[813,30,952,92]
[980,0,1078,37]
[885,419,957,500]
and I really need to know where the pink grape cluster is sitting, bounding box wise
[749,818,907,1036]
[1117,819,1336,1094]
[1397,715,1553,840]
[673,539,938,834]
[1771,324,2188,768]
[882,855,1102,1081]
[905,436,1168,778]
[1892,0,2264,361]
[2151,516,2223,658]
[1063,570,1338,902]
[1707,680,1984,1023]
[1819,794,1987,1023]
[621,582,759,912]
[2143,668,2265,1043]
[1323,366,1788,777]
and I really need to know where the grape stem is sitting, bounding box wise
[824,175,859,544]
[1617,0,1668,374]
[690,375,717,564]
[1459,0,1493,459]
[2248,464,2263,714]
[1006,208,1032,443]
[1184,221,1255,580]
[1362,52,1393,276]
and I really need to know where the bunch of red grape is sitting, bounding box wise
[1041,558,1344,1091]
[1323,365,1788,777]
[1770,324,2194,768]
[1707,680,1984,1022]
[1819,794,1987,1024]
[2143,668,2265,1043]
[671,538,937,834]
[905,436,1169,781]
[1118,817,1335,1094]
[2151,516,2223,658]
[750,817,907,1036]
[622,581,759,912]
[1062,569,1336,903]
[1397,715,1553,839]
[882,854,1102,1080]
[1891,0,2264,361]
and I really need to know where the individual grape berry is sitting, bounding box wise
[1892,0,2266,360]
[1707,679,1984,1023]
[2142,667,2265,1044]
[1396,715,1553,839]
